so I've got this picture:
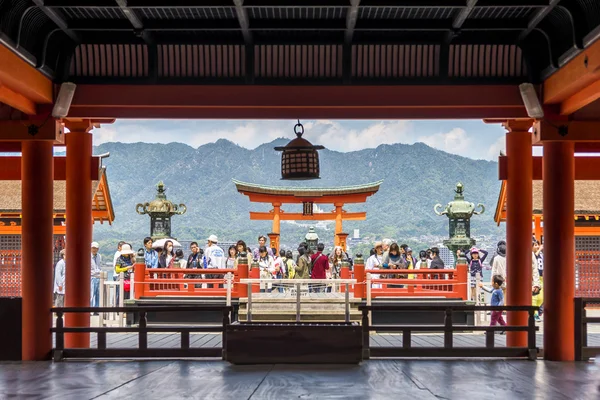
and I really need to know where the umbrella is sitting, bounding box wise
[152,238,182,249]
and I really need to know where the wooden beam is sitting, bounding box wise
[0,45,53,104]
[560,80,600,115]
[0,156,100,180]
[68,84,527,119]
[533,120,600,143]
[498,155,600,180]
[0,120,63,141]
[543,38,600,105]
[244,193,375,204]
[0,84,36,115]
[575,142,600,152]
[249,211,367,221]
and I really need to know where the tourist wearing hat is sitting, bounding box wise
[115,243,136,301]
[204,235,225,288]
[366,241,384,289]
[465,246,488,302]
[91,242,102,309]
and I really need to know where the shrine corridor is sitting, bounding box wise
[1,359,598,399]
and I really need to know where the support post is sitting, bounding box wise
[543,141,575,361]
[64,120,93,348]
[353,254,365,299]
[21,140,54,360]
[504,119,533,347]
[334,203,343,246]
[250,261,260,293]
[237,253,249,299]
[267,232,280,254]
[340,262,350,293]
[134,252,145,299]
[456,263,468,301]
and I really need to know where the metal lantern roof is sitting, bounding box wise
[2,1,599,86]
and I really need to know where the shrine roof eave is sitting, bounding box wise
[494,180,600,224]
[233,179,382,203]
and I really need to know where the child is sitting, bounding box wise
[480,275,506,332]
[466,247,488,302]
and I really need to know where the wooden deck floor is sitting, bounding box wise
[1,359,599,399]
[64,331,600,350]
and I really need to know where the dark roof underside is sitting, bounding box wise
[2,1,600,85]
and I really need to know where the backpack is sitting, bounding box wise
[286,258,296,279]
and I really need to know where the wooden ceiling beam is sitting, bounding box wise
[533,120,600,143]
[498,155,600,180]
[0,84,37,115]
[67,84,527,119]
[0,45,53,105]
[543,37,600,105]
[0,120,63,141]
[0,156,100,180]
[249,211,367,221]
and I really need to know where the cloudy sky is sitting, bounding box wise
[92,119,513,161]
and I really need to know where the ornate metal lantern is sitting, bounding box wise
[434,182,485,263]
[304,226,319,253]
[136,181,187,240]
[274,120,324,180]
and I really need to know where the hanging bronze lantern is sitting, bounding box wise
[274,120,324,180]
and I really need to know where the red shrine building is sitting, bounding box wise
[0,1,600,363]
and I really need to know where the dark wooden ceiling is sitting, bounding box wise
[1,0,599,85]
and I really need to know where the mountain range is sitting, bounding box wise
[92,139,504,256]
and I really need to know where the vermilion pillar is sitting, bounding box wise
[65,121,93,348]
[503,120,533,347]
[543,141,575,361]
[21,141,54,360]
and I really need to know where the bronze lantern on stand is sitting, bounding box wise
[275,120,324,180]
[136,181,187,240]
[434,182,485,265]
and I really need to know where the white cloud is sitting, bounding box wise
[486,135,506,160]
[90,119,504,161]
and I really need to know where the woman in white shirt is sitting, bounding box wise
[257,246,275,292]
[366,242,384,289]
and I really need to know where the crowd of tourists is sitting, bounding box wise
[52,235,545,324]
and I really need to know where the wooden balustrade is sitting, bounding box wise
[574,297,600,361]
[131,259,470,300]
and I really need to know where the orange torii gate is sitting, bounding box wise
[233,179,382,252]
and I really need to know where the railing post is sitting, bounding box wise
[456,263,468,301]
[99,271,106,325]
[345,283,350,324]
[361,307,370,360]
[222,307,230,360]
[247,286,253,323]
[237,252,248,299]
[118,272,125,327]
[527,308,537,360]
[139,311,147,350]
[340,261,350,293]
[53,310,65,362]
[444,308,453,349]
[226,273,232,307]
[574,298,583,361]
[250,261,260,293]
[354,254,365,299]
[296,283,301,323]
[134,250,145,299]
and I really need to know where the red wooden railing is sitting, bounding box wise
[132,257,469,300]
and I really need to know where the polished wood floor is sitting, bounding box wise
[1,359,599,399]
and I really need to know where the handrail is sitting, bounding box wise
[51,305,233,361]
[239,279,356,284]
[360,303,539,360]
[575,297,600,361]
